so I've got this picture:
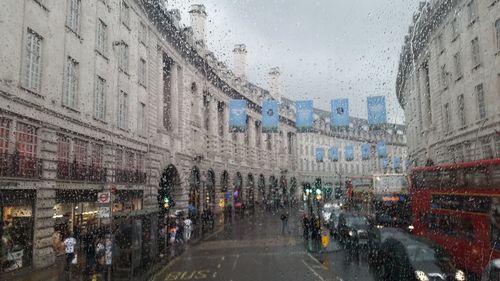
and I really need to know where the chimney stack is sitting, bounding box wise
[233,44,247,80]
[189,4,207,46]
[268,67,281,102]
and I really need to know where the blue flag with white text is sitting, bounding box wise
[377,141,387,158]
[393,156,401,170]
[367,96,387,128]
[329,147,338,162]
[345,145,354,161]
[262,100,279,133]
[316,147,325,162]
[229,100,247,132]
[361,144,370,160]
[331,99,349,128]
[296,100,313,132]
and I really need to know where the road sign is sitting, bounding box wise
[98,192,111,204]
[98,207,111,218]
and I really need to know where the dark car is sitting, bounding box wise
[337,213,371,247]
[368,228,466,281]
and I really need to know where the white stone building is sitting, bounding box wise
[396,0,500,166]
[287,101,408,185]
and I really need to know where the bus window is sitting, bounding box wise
[423,214,474,240]
[491,198,500,250]
[465,168,489,188]
[490,166,500,187]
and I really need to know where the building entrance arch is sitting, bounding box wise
[205,169,216,210]
[189,166,201,218]
[247,173,255,208]
[258,174,266,204]
[234,172,243,207]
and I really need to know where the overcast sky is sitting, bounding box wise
[168,0,419,124]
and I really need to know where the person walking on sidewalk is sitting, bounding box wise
[280,212,289,234]
[183,217,192,241]
[63,232,77,272]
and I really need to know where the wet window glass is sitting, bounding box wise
[1,0,500,280]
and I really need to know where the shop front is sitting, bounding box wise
[53,189,99,252]
[0,189,35,273]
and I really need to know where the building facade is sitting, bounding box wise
[0,0,298,274]
[288,101,407,185]
[397,0,500,166]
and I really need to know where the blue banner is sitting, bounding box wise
[315,147,325,162]
[361,143,370,160]
[393,156,401,170]
[229,100,247,132]
[262,100,279,133]
[345,145,354,161]
[329,147,338,162]
[331,99,349,128]
[367,96,387,127]
[377,141,387,158]
[296,100,313,132]
[382,158,389,170]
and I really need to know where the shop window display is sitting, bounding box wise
[1,201,34,272]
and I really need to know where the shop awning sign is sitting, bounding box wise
[98,207,111,218]
[97,192,111,204]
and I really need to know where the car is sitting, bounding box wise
[337,212,371,247]
[369,228,467,281]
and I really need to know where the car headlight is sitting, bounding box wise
[348,230,354,236]
[408,225,414,230]
[455,270,465,281]
[415,270,429,281]
[376,224,384,229]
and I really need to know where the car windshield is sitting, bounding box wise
[345,216,368,227]
[1,0,498,280]
[406,244,437,263]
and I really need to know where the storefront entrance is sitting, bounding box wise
[258,175,265,204]
[0,190,34,273]
[205,170,216,211]
[247,174,255,208]
[233,172,243,208]
[189,167,201,219]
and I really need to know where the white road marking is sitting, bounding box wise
[307,252,328,270]
[231,254,240,271]
[301,259,326,281]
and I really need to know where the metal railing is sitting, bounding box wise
[0,152,43,179]
[57,161,107,182]
[112,168,147,184]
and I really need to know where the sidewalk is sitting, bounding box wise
[5,218,225,281]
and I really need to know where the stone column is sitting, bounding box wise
[157,51,165,131]
[208,97,218,156]
[171,62,179,135]
[33,127,57,269]
[223,103,231,159]
[248,117,256,166]
[419,67,430,130]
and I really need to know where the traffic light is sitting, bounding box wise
[157,189,173,210]
[158,169,175,210]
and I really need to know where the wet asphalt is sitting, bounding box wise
[151,208,379,281]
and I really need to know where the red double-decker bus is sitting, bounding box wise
[410,158,500,278]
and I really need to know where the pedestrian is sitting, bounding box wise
[302,215,310,240]
[280,212,289,234]
[183,217,192,241]
[176,217,184,243]
[63,232,77,272]
[83,227,96,275]
[95,239,105,273]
